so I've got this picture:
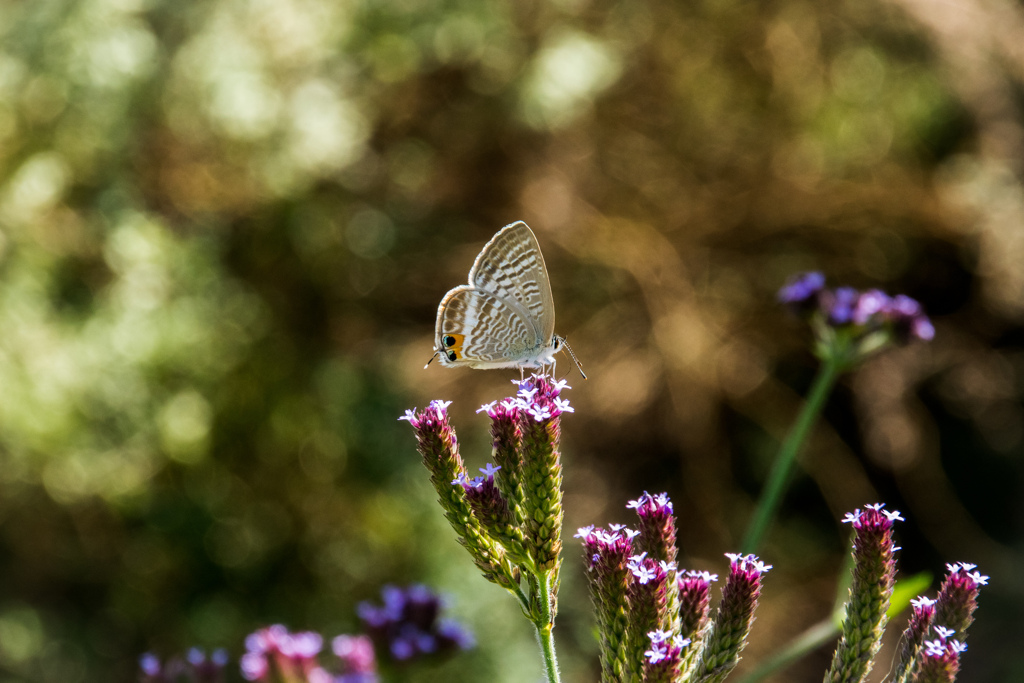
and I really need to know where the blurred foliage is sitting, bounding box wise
[0,0,1022,681]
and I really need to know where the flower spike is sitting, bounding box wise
[693,553,770,683]
[825,504,899,683]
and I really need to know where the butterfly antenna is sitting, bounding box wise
[560,338,587,380]
[424,351,439,370]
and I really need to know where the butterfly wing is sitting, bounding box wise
[467,221,556,343]
[435,286,544,369]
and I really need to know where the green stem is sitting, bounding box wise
[537,622,560,683]
[741,356,842,554]
[535,571,561,683]
[510,581,532,614]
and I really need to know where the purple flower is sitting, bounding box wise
[643,631,691,682]
[553,397,574,413]
[139,653,161,677]
[778,273,935,368]
[402,397,524,589]
[625,555,674,680]
[778,271,826,305]
[886,294,935,342]
[477,398,524,421]
[516,385,539,400]
[944,561,989,586]
[645,643,669,664]
[724,552,773,577]
[400,400,466,489]
[913,315,936,341]
[916,629,966,682]
[512,374,574,420]
[479,463,501,479]
[668,567,715,680]
[185,648,228,682]
[241,625,323,681]
[627,491,673,514]
[853,289,891,324]
[139,652,197,683]
[527,404,552,421]
[631,561,659,585]
[627,490,679,633]
[239,651,269,681]
[933,561,988,641]
[577,523,636,681]
[692,553,769,681]
[457,467,519,550]
[332,635,376,674]
[577,525,638,563]
[400,400,453,427]
[358,585,474,665]
[890,293,922,317]
[436,619,475,650]
[824,286,859,324]
[647,629,672,644]
[842,503,901,532]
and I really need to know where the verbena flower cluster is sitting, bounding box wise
[778,271,934,366]
[238,625,383,683]
[566,498,988,683]
[398,366,986,683]
[824,504,988,683]
[577,493,771,683]
[139,585,472,683]
[400,374,574,681]
[892,562,989,683]
[358,584,474,662]
[400,375,571,600]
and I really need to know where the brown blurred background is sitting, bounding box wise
[0,0,1021,680]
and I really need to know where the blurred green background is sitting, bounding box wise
[0,0,1021,680]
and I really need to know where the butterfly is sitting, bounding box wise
[427,221,585,378]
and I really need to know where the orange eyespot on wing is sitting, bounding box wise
[440,333,465,362]
[441,333,465,349]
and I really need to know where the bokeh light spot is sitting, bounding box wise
[520,30,622,129]
[0,606,44,665]
[158,390,213,464]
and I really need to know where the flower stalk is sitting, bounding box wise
[401,375,574,683]
[824,504,901,683]
[740,355,841,554]
[743,274,935,554]
[693,554,772,683]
